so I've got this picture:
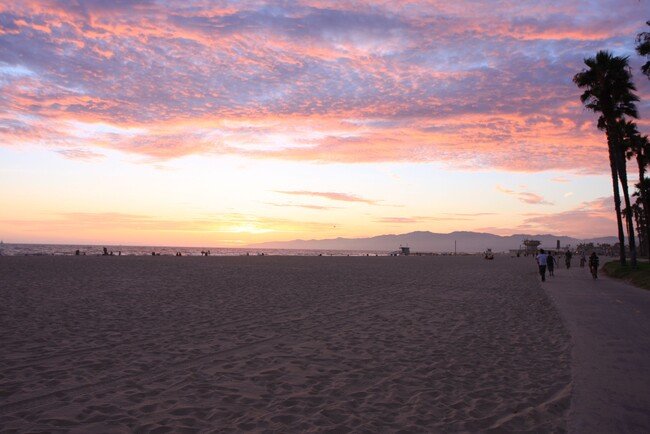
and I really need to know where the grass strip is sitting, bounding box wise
[602,260,650,291]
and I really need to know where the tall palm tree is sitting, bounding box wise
[573,51,640,266]
[613,120,639,266]
[631,183,650,256]
[636,20,650,79]
[622,120,650,256]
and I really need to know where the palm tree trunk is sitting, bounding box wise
[643,185,650,259]
[609,150,627,265]
[636,156,650,258]
[617,148,637,266]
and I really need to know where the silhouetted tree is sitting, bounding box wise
[574,51,640,266]
[622,120,650,256]
[636,20,650,79]
[631,186,649,256]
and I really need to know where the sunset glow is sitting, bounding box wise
[2,0,650,246]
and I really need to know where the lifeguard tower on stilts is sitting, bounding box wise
[523,239,541,256]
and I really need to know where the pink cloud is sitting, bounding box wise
[496,185,554,205]
[444,212,497,217]
[268,202,340,210]
[375,214,473,224]
[520,197,617,238]
[375,217,421,224]
[274,190,379,205]
[0,1,647,173]
[55,148,105,161]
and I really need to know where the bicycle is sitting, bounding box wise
[590,265,598,279]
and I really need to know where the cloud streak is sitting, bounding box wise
[496,185,554,205]
[274,190,379,205]
[55,148,105,161]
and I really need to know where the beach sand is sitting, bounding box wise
[0,255,571,432]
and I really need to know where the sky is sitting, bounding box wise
[1,0,650,247]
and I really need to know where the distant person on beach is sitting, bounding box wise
[547,251,555,277]
[103,247,109,256]
[536,249,548,282]
[589,252,600,279]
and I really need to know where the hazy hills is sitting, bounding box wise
[247,231,619,253]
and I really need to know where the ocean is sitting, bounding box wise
[0,243,388,257]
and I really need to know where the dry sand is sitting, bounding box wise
[0,255,571,432]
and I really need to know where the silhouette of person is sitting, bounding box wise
[589,252,600,279]
[547,251,555,277]
[565,250,573,269]
[536,249,548,282]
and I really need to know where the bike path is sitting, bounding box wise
[541,263,650,433]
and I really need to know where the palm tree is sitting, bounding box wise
[636,20,650,79]
[632,183,650,256]
[613,120,639,266]
[622,120,650,256]
[573,51,640,266]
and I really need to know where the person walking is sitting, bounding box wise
[536,249,549,282]
[589,252,600,279]
[547,251,556,277]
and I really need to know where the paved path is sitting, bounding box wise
[541,262,650,434]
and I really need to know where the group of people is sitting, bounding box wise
[536,249,600,282]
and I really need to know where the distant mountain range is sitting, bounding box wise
[247,231,619,253]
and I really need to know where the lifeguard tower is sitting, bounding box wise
[390,245,411,256]
[523,239,541,256]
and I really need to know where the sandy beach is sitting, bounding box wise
[0,255,571,432]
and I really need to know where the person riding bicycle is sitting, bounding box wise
[565,250,572,269]
[589,252,600,279]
